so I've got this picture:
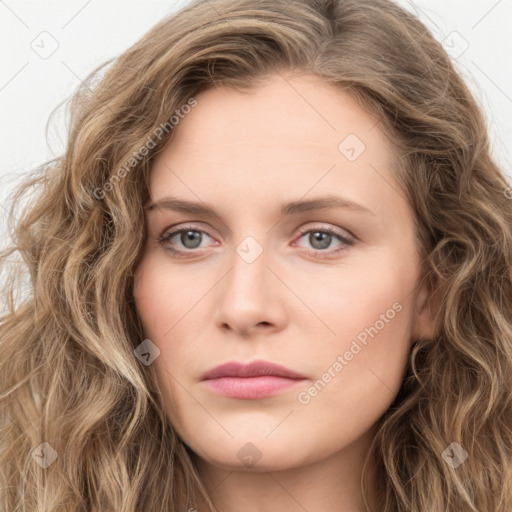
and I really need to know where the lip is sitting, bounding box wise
[201,360,307,399]
[201,360,306,380]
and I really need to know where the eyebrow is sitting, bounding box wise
[144,195,375,220]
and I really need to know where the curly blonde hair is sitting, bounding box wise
[1,0,512,510]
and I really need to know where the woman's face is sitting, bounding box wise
[133,73,435,472]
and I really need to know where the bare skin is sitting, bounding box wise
[133,72,436,512]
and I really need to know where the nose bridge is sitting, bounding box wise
[215,231,278,331]
[227,234,269,303]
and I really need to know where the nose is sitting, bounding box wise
[215,243,286,337]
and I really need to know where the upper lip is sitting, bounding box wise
[201,360,306,380]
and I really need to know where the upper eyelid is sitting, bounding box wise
[154,209,359,237]
[160,224,214,240]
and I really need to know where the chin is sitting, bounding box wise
[188,436,315,473]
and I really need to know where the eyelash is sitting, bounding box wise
[157,224,354,259]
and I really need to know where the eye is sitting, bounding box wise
[293,225,354,257]
[157,223,354,258]
[157,225,213,257]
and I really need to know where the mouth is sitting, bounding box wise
[201,360,308,399]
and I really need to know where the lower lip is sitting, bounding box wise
[203,376,306,399]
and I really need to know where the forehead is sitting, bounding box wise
[159,73,388,158]
[149,73,405,220]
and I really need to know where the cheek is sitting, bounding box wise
[286,252,413,346]
[133,257,205,385]
[133,256,194,339]
[133,260,193,426]
[296,261,414,410]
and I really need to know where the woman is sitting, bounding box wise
[1,0,511,510]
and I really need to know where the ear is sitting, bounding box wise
[410,274,440,345]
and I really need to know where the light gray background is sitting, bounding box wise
[1,0,511,244]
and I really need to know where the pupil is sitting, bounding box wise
[311,232,330,249]
[182,231,201,249]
